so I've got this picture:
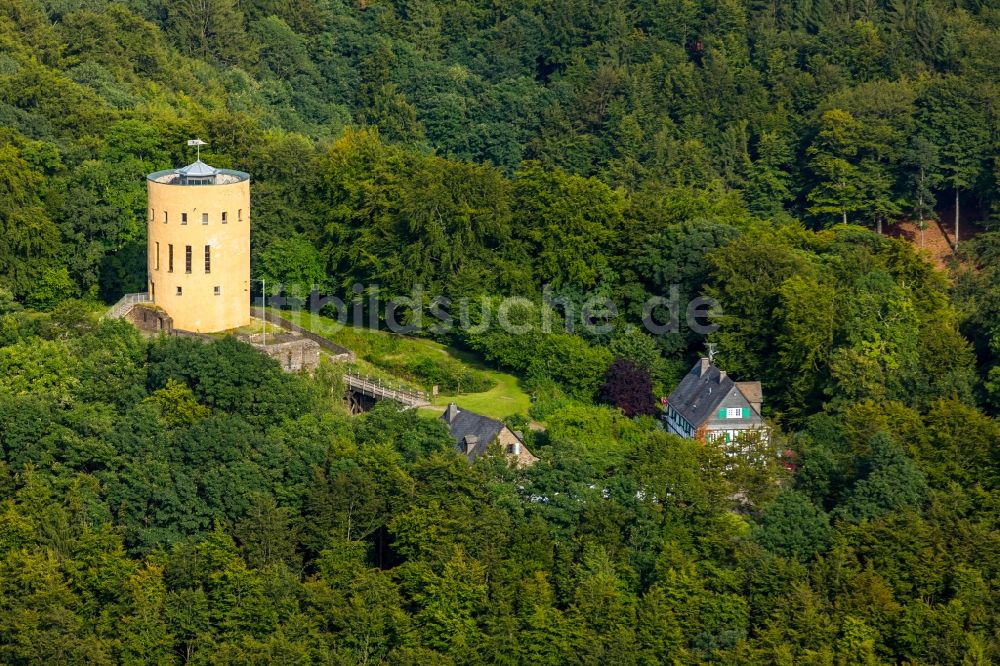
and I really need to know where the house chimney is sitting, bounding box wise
[699,357,710,376]
[445,403,459,423]
[718,370,726,383]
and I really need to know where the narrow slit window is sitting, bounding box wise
[155,242,160,271]
[164,211,168,224]
[221,211,227,224]
[185,245,192,274]
[204,245,211,274]
[181,213,188,225]
[238,209,242,221]
[202,213,208,225]
[150,208,154,222]
[168,244,174,272]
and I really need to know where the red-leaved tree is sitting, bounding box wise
[599,357,656,418]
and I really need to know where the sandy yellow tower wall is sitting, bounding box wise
[146,174,250,333]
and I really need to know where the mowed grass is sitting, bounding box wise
[265,308,533,420]
[427,368,532,419]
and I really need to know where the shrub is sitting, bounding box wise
[370,353,495,394]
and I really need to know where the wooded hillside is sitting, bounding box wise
[0,0,999,663]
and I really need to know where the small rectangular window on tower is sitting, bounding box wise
[168,244,173,272]
[202,213,208,225]
[185,245,192,274]
[176,286,182,296]
[204,245,211,274]
[181,213,187,225]
[155,242,160,271]
[221,211,227,224]
[214,286,221,296]
[149,208,154,222]
[164,211,168,224]
[238,209,242,221]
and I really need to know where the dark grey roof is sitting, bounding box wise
[440,403,516,459]
[667,358,736,427]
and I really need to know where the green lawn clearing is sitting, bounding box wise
[265,308,533,420]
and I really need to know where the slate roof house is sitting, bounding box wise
[441,403,538,466]
[663,358,767,446]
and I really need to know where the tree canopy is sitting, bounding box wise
[0,0,999,662]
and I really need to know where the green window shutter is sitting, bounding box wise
[718,408,726,419]
[743,407,750,418]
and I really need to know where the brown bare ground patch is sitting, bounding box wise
[887,205,985,272]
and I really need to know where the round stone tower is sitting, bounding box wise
[146,159,250,333]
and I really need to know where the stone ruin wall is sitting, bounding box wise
[241,332,321,373]
[124,304,173,334]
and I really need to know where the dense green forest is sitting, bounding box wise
[1,0,999,663]
[0,304,997,663]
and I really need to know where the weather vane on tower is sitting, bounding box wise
[187,138,207,161]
